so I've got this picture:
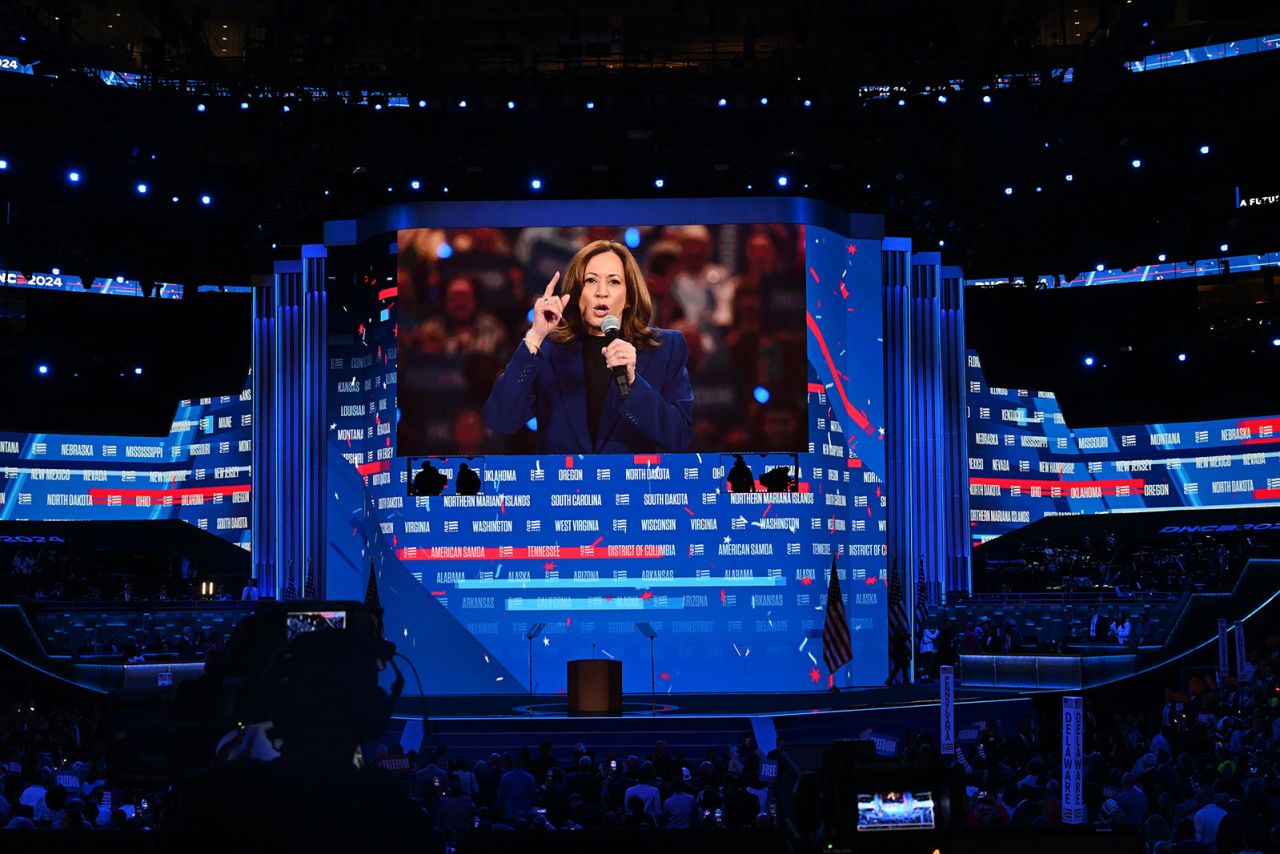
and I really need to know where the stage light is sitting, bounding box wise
[51,268,59,275]
[134,366,143,375]
[116,276,125,283]
[1131,158,1142,168]
[200,194,212,205]
[654,178,665,189]
[282,104,290,113]
[897,99,906,107]
[527,308,535,323]
[1035,186,1043,193]
[0,159,6,170]
[410,179,421,190]
[624,228,641,248]
[135,182,148,195]
[1083,356,1095,367]
[1158,254,1167,262]
[239,101,249,110]
[937,94,947,104]
[458,99,467,108]
[1096,263,1105,272]
[753,386,771,404]
[777,175,789,187]
[530,178,542,190]
[1272,338,1280,347]
[1065,173,1074,182]
[1199,145,1210,155]
[437,243,454,259]
[717,98,727,107]
[443,187,449,193]
[760,97,768,105]
[374,103,383,111]
[196,103,206,113]
[36,364,48,375]
[803,99,812,107]
[418,99,427,108]
[1177,353,1187,362]
[982,94,992,104]
[1220,243,1229,252]
[171,195,179,203]
[586,101,595,110]
[67,170,81,183]
[1003,186,1013,196]
[507,100,516,110]
[270,243,277,249]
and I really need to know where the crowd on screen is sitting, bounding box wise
[395,224,808,455]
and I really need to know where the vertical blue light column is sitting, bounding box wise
[881,236,914,642]
[251,278,278,597]
[910,253,946,608]
[301,245,328,598]
[940,265,971,596]
[884,243,971,674]
[251,250,328,599]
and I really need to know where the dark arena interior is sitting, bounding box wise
[3,2,1280,852]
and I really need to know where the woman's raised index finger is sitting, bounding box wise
[542,272,561,298]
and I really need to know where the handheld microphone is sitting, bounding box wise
[601,315,631,399]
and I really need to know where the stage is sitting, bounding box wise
[390,684,1036,758]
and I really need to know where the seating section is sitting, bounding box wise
[29,605,256,657]
[928,597,1181,647]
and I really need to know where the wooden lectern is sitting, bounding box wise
[567,659,622,716]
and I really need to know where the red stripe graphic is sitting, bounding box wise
[806,382,826,394]
[725,481,811,493]
[356,460,390,476]
[88,484,250,504]
[970,477,1144,495]
[805,312,874,435]
[633,454,662,465]
[1254,488,1280,500]
[397,546,664,561]
[377,287,398,301]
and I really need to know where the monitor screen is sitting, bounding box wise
[856,791,936,831]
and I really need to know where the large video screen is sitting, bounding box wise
[326,217,890,695]
[966,349,1280,544]
[396,224,808,456]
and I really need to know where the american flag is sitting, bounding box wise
[915,556,930,650]
[822,552,852,673]
[887,559,909,645]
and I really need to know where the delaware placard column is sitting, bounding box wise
[251,247,328,599]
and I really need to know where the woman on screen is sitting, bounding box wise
[484,240,693,453]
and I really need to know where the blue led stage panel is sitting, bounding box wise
[0,388,253,549]
[326,223,889,694]
[966,349,1280,545]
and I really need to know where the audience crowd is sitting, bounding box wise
[980,530,1272,595]
[901,633,1280,854]
[5,631,1280,854]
